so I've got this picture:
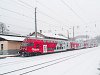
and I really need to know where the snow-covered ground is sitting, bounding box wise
[0,46,100,75]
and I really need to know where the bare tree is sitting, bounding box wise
[0,22,9,34]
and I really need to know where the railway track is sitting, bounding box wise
[0,48,96,75]
[0,50,70,67]
[0,49,83,67]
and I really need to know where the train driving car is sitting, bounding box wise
[19,37,70,56]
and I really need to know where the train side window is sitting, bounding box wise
[57,47,59,49]
[44,40,46,44]
[36,44,40,48]
[60,47,61,49]
[67,43,68,47]
[48,48,51,51]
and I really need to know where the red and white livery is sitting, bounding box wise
[19,37,98,56]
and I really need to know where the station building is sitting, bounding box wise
[0,34,25,55]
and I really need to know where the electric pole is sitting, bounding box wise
[67,30,69,39]
[1,25,3,34]
[35,7,37,38]
[0,23,4,34]
[73,26,74,39]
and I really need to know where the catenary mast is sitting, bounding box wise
[35,7,37,38]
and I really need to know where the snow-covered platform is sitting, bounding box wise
[0,54,18,59]
[0,46,100,75]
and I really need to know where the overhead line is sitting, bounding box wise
[37,0,65,23]
[1,0,32,10]
[36,1,71,25]
[6,23,34,30]
[0,0,64,30]
[0,5,53,25]
[0,6,34,19]
[0,15,34,24]
[0,8,57,28]
[12,0,34,11]
[17,0,66,25]
[37,10,63,24]
[61,0,86,23]
[0,6,56,27]
[17,0,34,9]
[36,0,56,14]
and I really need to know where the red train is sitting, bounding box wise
[19,37,98,56]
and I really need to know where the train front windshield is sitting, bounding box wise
[21,42,34,47]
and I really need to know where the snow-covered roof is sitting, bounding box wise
[30,32,68,40]
[42,32,68,39]
[0,35,25,41]
[29,35,44,38]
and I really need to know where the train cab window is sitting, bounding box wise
[28,43,34,46]
[21,43,34,46]
[21,43,27,46]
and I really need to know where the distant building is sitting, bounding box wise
[0,34,25,55]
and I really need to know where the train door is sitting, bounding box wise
[67,41,71,50]
[43,45,47,53]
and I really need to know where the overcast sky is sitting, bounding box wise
[0,0,100,38]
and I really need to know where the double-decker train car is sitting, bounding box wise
[19,37,70,56]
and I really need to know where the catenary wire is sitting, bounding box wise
[61,0,86,23]
[17,0,68,25]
